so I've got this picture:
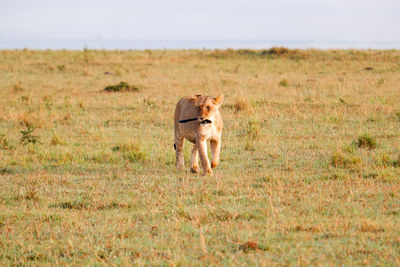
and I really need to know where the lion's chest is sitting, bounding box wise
[179,123,216,143]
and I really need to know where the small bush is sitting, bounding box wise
[355,133,377,150]
[20,126,41,145]
[104,81,139,92]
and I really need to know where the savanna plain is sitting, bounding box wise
[0,48,400,265]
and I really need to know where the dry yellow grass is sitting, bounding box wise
[0,48,400,265]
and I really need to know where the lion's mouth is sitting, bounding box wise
[200,119,212,124]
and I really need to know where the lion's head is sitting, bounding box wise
[190,94,224,124]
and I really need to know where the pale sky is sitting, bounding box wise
[0,0,399,43]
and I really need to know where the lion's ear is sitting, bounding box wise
[189,94,202,102]
[213,94,224,107]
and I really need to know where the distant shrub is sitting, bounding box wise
[355,133,377,150]
[263,47,291,56]
[20,126,41,145]
[104,81,139,92]
[209,47,298,59]
[207,48,399,61]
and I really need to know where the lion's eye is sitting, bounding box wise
[206,106,210,111]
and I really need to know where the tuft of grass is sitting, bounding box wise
[238,241,259,252]
[0,134,12,150]
[246,120,259,140]
[233,97,250,112]
[278,78,289,87]
[57,65,65,71]
[0,167,15,175]
[13,83,25,92]
[50,200,91,210]
[394,111,400,122]
[375,152,392,167]
[104,81,139,92]
[358,220,384,233]
[123,150,147,162]
[355,133,377,150]
[50,133,66,146]
[331,151,361,169]
[49,200,132,210]
[23,187,39,201]
[244,120,260,150]
[394,155,400,167]
[112,142,148,162]
[20,126,41,145]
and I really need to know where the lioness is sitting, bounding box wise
[174,94,224,175]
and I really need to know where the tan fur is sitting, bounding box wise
[174,94,224,175]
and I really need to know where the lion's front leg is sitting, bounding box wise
[190,144,200,173]
[197,136,212,175]
[210,138,221,169]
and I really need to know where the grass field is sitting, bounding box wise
[0,48,400,265]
